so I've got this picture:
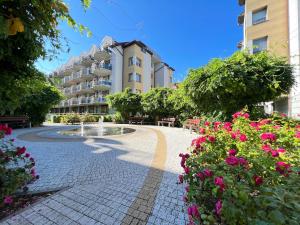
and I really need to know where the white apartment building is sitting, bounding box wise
[50,36,174,114]
[238,0,300,118]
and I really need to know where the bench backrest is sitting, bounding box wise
[0,116,29,122]
[162,118,176,122]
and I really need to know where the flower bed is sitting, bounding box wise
[0,125,37,208]
[179,112,300,225]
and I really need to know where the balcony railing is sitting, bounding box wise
[92,80,112,88]
[90,96,106,104]
[64,88,71,95]
[70,98,79,105]
[98,63,112,70]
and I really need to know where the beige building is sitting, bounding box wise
[50,36,174,114]
[238,0,300,117]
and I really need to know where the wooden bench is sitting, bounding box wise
[128,117,144,125]
[0,116,31,128]
[183,118,200,132]
[157,118,176,127]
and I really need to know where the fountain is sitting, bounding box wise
[98,117,104,136]
[80,122,84,136]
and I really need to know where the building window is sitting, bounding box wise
[128,73,133,82]
[128,57,134,66]
[253,36,268,53]
[136,73,142,83]
[252,7,267,25]
[136,57,142,67]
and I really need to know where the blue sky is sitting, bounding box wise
[36,0,243,82]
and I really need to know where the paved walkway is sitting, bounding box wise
[0,124,196,225]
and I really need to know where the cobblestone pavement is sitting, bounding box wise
[0,125,196,225]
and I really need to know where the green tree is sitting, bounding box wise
[0,0,91,114]
[106,88,143,121]
[141,87,175,120]
[182,51,294,118]
[15,72,63,125]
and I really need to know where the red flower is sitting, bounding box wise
[199,127,205,134]
[262,144,272,153]
[187,205,200,218]
[203,168,213,177]
[260,133,276,142]
[225,156,239,166]
[232,112,249,119]
[0,124,12,135]
[275,161,291,175]
[208,136,216,143]
[228,149,237,156]
[214,176,225,191]
[204,121,210,126]
[3,196,13,205]
[214,122,222,130]
[196,172,205,181]
[239,134,247,142]
[271,150,279,157]
[295,132,300,139]
[184,167,190,174]
[231,132,237,139]
[178,175,184,184]
[253,175,263,186]
[239,157,248,166]
[223,122,232,131]
[215,200,222,216]
[277,148,286,153]
[25,153,30,158]
[16,147,26,156]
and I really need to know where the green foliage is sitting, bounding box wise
[0,0,91,114]
[106,88,143,120]
[0,127,37,205]
[14,73,62,126]
[80,113,100,123]
[113,112,124,124]
[180,111,300,225]
[141,87,175,119]
[103,114,113,122]
[182,51,294,118]
[60,113,81,124]
[53,115,62,123]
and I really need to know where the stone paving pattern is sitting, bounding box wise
[0,125,196,225]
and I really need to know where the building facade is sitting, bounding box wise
[238,0,300,117]
[50,36,174,114]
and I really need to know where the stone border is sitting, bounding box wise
[121,128,167,225]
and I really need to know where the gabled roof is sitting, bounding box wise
[111,40,153,55]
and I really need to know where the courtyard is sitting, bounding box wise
[0,124,196,225]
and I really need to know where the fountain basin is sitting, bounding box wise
[58,126,135,137]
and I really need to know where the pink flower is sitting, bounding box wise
[253,175,263,186]
[3,196,13,205]
[203,168,213,177]
[199,128,205,134]
[184,167,190,174]
[295,132,300,139]
[262,144,272,153]
[196,172,205,181]
[183,196,188,202]
[225,156,239,166]
[187,205,200,218]
[223,122,232,131]
[208,136,216,143]
[260,133,276,142]
[204,121,210,126]
[178,175,183,184]
[250,122,258,128]
[214,122,222,130]
[192,136,206,148]
[185,186,190,192]
[259,119,271,125]
[228,149,237,156]
[0,124,12,135]
[275,162,291,175]
[239,134,247,142]
[215,200,222,216]
[277,148,286,153]
[281,113,287,117]
[214,176,225,191]
[25,153,30,158]
[232,112,249,119]
[16,146,26,156]
[271,150,279,157]
[239,157,248,166]
[231,132,237,139]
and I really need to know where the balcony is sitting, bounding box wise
[79,97,91,105]
[64,100,70,107]
[63,76,71,84]
[81,56,94,66]
[92,63,112,76]
[93,47,111,61]
[90,96,106,104]
[70,98,79,106]
[63,87,71,95]
[238,12,244,26]
[92,80,112,90]
[71,85,80,93]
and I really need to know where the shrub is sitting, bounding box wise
[53,115,62,123]
[0,125,37,206]
[60,113,81,124]
[80,114,100,123]
[179,111,300,225]
[113,112,124,124]
[103,115,113,122]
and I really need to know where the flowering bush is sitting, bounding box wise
[0,125,37,206]
[179,112,300,225]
